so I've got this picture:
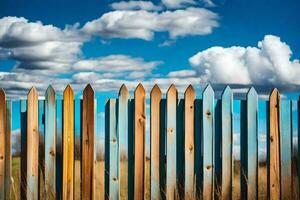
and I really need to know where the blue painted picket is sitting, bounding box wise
[240,87,258,200]
[202,85,215,200]
[1,84,300,200]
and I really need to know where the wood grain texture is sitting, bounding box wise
[45,86,56,199]
[280,100,292,200]
[202,85,214,200]
[105,99,119,199]
[63,85,74,200]
[184,85,195,199]
[221,86,233,200]
[134,84,146,200]
[82,84,95,200]
[118,84,130,199]
[268,88,281,200]
[150,84,162,200]
[26,87,39,200]
[4,101,11,199]
[166,84,177,200]
[0,89,6,200]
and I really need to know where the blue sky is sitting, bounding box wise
[1,0,300,159]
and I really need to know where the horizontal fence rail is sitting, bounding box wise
[0,84,298,199]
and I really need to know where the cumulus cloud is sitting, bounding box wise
[111,1,162,11]
[82,7,219,40]
[0,16,87,74]
[189,35,300,88]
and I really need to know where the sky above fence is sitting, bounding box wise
[0,0,300,99]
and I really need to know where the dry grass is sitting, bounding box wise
[10,157,298,199]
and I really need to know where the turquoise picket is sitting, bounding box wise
[240,87,258,200]
[44,86,56,199]
[202,85,215,200]
[280,100,292,199]
[118,85,129,199]
[166,85,177,199]
[221,86,233,199]
[105,99,119,199]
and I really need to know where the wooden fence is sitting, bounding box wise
[0,84,297,199]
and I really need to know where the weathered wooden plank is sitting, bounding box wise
[4,100,11,199]
[202,85,214,200]
[20,100,27,199]
[45,86,56,199]
[62,85,74,200]
[118,84,129,199]
[240,87,258,200]
[82,84,95,199]
[105,99,119,199]
[134,84,146,200]
[166,84,177,200]
[221,86,233,200]
[0,89,6,200]
[267,88,281,200]
[26,87,39,200]
[280,100,292,200]
[184,85,196,199]
[150,84,161,200]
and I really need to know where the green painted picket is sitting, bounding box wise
[0,84,297,199]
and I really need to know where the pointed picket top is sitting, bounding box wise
[167,84,177,97]
[151,84,161,98]
[45,85,55,96]
[27,86,38,97]
[135,83,145,95]
[184,84,195,97]
[83,84,94,96]
[64,84,73,96]
[0,88,5,101]
[119,84,129,98]
[221,86,232,100]
[203,84,214,96]
[247,87,257,96]
[270,88,279,98]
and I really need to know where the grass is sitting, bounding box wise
[10,157,298,199]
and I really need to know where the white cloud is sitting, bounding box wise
[189,35,300,87]
[82,7,219,40]
[73,54,161,75]
[111,1,162,11]
[167,69,196,77]
[0,16,87,74]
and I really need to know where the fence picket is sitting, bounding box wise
[150,84,161,200]
[134,84,146,200]
[268,89,281,200]
[0,89,6,200]
[82,84,95,199]
[220,86,233,200]
[240,87,258,200]
[280,100,292,199]
[118,84,129,199]
[5,100,11,199]
[45,86,56,199]
[166,84,177,199]
[26,87,39,200]
[184,85,196,199]
[105,99,118,199]
[63,85,74,200]
[202,85,214,200]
